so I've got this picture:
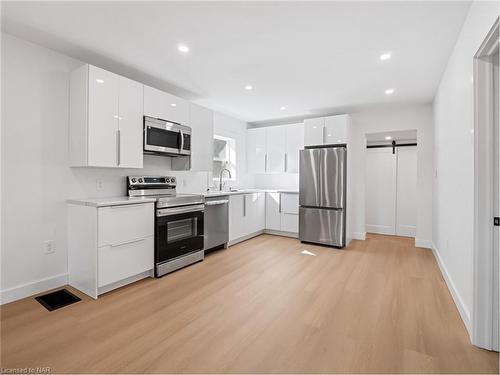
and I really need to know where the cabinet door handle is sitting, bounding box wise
[265,154,268,173]
[110,237,145,247]
[243,195,246,217]
[279,193,282,213]
[116,130,121,166]
[284,153,287,172]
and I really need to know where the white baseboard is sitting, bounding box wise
[228,230,265,246]
[352,231,366,240]
[0,273,68,305]
[98,270,153,297]
[431,243,471,336]
[415,238,433,249]
[365,225,394,235]
[264,229,298,238]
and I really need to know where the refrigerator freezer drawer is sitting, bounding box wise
[299,207,345,247]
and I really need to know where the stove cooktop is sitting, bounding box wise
[127,175,204,208]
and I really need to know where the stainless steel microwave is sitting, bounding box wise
[143,116,191,156]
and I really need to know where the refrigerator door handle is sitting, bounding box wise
[317,148,323,204]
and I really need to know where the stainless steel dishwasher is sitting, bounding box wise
[203,196,229,252]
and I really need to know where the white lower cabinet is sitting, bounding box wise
[229,193,265,243]
[98,237,154,287]
[265,192,281,231]
[68,202,154,298]
[265,192,299,236]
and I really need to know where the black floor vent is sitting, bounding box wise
[35,289,81,311]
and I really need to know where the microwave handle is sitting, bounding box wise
[180,129,184,151]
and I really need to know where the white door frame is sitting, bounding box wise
[472,17,499,351]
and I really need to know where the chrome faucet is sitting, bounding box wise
[219,168,232,191]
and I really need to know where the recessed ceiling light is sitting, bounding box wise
[280,106,287,110]
[96,79,104,84]
[380,52,392,61]
[385,88,395,95]
[170,103,177,107]
[385,136,392,140]
[244,85,253,90]
[177,44,189,53]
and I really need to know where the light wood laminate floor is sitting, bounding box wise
[1,234,498,373]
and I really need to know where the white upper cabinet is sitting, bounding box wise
[324,115,349,145]
[304,117,325,146]
[117,76,144,168]
[70,64,143,168]
[266,126,286,173]
[304,115,351,146]
[247,128,266,174]
[87,66,119,167]
[173,103,214,171]
[247,123,304,174]
[284,123,304,173]
[143,85,189,125]
[189,103,214,171]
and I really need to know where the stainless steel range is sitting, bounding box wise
[127,176,205,277]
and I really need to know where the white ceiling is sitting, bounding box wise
[1,1,471,124]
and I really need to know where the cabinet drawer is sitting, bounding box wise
[98,203,154,247]
[98,236,154,287]
[280,193,299,214]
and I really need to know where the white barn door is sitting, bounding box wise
[365,145,417,237]
[396,147,417,236]
[365,148,397,235]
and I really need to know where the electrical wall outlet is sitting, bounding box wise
[44,240,55,254]
[96,179,103,191]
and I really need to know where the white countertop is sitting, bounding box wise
[201,188,299,197]
[67,196,157,207]
[68,189,299,206]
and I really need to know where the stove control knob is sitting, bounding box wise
[131,178,137,183]
[165,177,170,183]
[171,177,176,184]
[138,178,143,183]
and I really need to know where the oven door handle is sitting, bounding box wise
[205,199,229,206]
[157,204,204,217]
[180,129,185,151]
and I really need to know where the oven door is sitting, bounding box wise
[156,204,204,267]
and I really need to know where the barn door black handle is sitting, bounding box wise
[494,217,499,226]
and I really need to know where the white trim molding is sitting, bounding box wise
[0,273,68,305]
[431,243,471,336]
[472,17,499,351]
[352,231,366,240]
[415,238,433,249]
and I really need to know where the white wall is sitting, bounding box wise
[0,34,251,303]
[350,104,434,245]
[432,1,499,333]
[253,173,298,190]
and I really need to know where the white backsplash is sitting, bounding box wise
[253,173,299,190]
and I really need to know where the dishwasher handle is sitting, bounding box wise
[205,199,229,206]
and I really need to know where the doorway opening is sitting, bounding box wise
[473,17,499,351]
[365,130,417,238]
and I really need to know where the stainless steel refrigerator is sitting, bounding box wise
[299,146,346,248]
